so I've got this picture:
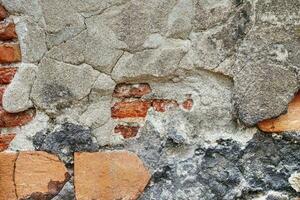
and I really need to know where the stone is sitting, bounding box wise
[84,14,126,74]
[0,67,16,84]
[0,107,35,128]
[3,63,37,113]
[33,122,99,164]
[0,5,7,21]
[111,39,190,82]
[114,124,140,139]
[79,96,111,128]
[152,99,178,112]
[89,73,116,98]
[0,152,17,200]
[46,30,86,65]
[39,0,85,48]
[111,100,151,119]
[113,83,152,98]
[0,22,17,41]
[258,92,300,132]
[74,151,151,200]
[0,43,21,63]
[15,16,47,63]
[0,133,15,151]
[51,181,75,200]
[289,172,300,193]
[0,87,4,105]
[15,151,69,199]
[31,58,99,113]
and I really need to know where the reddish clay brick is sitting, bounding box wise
[0,87,5,106]
[115,125,140,138]
[0,152,17,200]
[0,133,15,152]
[0,67,17,84]
[182,98,194,110]
[0,108,35,128]
[112,100,151,118]
[113,83,151,98]
[0,43,21,63]
[152,99,178,112]
[0,22,17,41]
[0,6,7,21]
[15,151,69,200]
[74,151,150,200]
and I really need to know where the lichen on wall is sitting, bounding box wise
[0,0,300,199]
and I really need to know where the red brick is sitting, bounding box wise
[0,67,17,84]
[182,98,193,110]
[0,108,35,128]
[0,43,21,63]
[0,22,17,41]
[113,83,151,98]
[0,6,7,21]
[115,125,140,138]
[0,152,17,200]
[0,133,15,152]
[0,87,5,106]
[152,99,178,112]
[112,100,151,119]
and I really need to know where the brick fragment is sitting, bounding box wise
[0,6,7,21]
[15,151,69,200]
[152,99,178,112]
[113,83,151,98]
[0,133,15,151]
[258,93,300,132]
[0,67,17,84]
[182,98,194,110]
[0,43,21,63]
[0,87,5,106]
[0,108,35,128]
[0,152,17,200]
[0,22,17,41]
[112,100,151,118]
[74,151,150,200]
[115,125,140,138]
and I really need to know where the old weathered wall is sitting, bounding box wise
[0,0,300,199]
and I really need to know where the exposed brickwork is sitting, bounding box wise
[112,100,151,119]
[0,6,7,21]
[0,43,21,63]
[0,133,15,151]
[152,99,178,112]
[0,22,17,41]
[0,87,5,106]
[0,152,17,200]
[74,151,150,200]
[0,108,35,128]
[115,124,140,138]
[0,67,17,84]
[113,83,151,98]
[258,92,300,132]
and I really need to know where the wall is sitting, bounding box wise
[0,0,300,199]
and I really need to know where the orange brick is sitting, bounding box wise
[111,100,151,118]
[115,125,140,138]
[74,151,150,200]
[0,6,7,21]
[0,22,17,41]
[0,152,17,200]
[152,99,178,112]
[0,108,35,128]
[0,133,15,152]
[0,87,5,106]
[15,151,69,199]
[0,43,21,63]
[113,83,151,98]
[258,92,300,132]
[0,67,17,84]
